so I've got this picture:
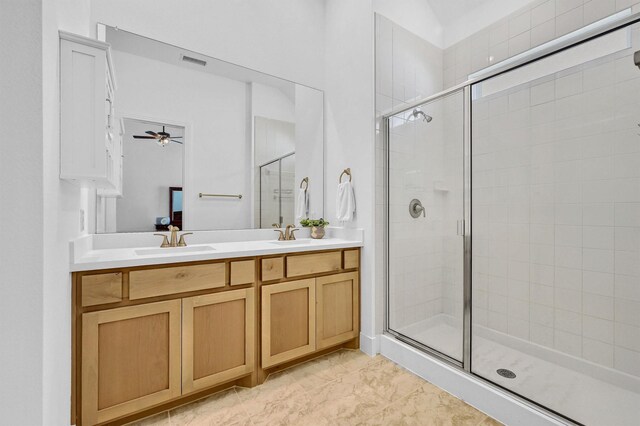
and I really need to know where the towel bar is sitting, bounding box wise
[198,193,243,199]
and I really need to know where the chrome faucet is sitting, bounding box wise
[154,225,192,247]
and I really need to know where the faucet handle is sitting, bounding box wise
[154,233,170,248]
[178,232,193,247]
[273,229,285,241]
[289,228,300,240]
[272,223,281,229]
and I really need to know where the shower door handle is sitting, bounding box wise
[457,220,465,236]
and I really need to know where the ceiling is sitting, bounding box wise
[427,0,493,27]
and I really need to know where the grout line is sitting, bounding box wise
[232,386,256,426]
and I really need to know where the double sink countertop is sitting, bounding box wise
[70,227,364,272]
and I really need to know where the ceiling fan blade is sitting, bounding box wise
[133,135,157,139]
[145,131,159,137]
[170,136,183,139]
[170,139,184,144]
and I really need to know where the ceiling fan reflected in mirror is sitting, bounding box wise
[133,125,183,147]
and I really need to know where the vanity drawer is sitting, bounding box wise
[343,250,359,270]
[261,257,284,282]
[286,252,341,278]
[230,260,256,286]
[129,263,226,300]
[81,273,123,306]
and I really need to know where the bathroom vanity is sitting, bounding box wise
[70,235,361,425]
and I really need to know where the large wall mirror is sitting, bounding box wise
[95,25,324,233]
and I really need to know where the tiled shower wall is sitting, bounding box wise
[375,14,445,330]
[444,0,640,89]
[471,34,640,375]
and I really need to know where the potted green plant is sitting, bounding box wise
[300,218,329,239]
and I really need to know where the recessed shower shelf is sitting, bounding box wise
[433,181,449,192]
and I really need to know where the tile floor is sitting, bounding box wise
[129,349,501,426]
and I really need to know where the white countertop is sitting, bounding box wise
[70,227,364,272]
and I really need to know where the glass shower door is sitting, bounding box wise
[386,90,466,362]
[470,20,640,425]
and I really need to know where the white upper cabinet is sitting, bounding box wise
[60,31,118,189]
[97,118,125,198]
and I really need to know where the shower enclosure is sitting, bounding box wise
[385,12,640,425]
[259,153,295,228]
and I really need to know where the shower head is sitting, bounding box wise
[412,108,433,122]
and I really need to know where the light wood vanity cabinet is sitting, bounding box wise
[81,300,182,425]
[73,248,360,425]
[182,288,255,393]
[261,279,316,368]
[316,272,359,349]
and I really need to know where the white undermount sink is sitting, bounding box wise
[135,245,216,256]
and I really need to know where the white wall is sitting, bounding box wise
[0,1,45,423]
[324,0,377,343]
[251,83,295,124]
[294,86,325,221]
[43,0,92,421]
[0,0,92,423]
[373,0,445,48]
[112,49,250,230]
[443,0,535,48]
[90,0,325,89]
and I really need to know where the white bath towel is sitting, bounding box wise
[336,181,356,222]
[296,188,308,220]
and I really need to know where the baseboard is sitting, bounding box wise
[359,332,379,356]
[379,334,569,426]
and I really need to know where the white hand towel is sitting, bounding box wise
[336,181,356,222]
[296,188,308,220]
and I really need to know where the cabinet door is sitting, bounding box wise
[81,300,181,425]
[316,272,360,349]
[182,288,255,393]
[262,279,316,368]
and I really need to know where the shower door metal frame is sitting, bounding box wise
[382,87,470,369]
[258,151,295,228]
[383,9,640,426]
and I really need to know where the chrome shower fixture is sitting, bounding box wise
[412,108,433,122]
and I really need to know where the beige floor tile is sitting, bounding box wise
[355,359,426,402]
[302,369,390,425]
[125,350,501,426]
[283,351,356,390]
[168,388,247,425]
[323,348,386,372]
[126,411,170,426]
[360,384,490,426]
[249,392,313,425]
[478,415,504,426]
[235,369,306,417]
